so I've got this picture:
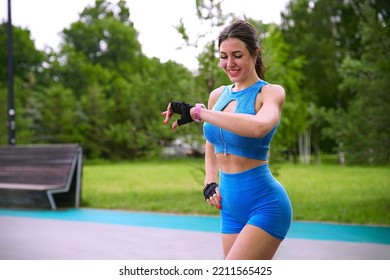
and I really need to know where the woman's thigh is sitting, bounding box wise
[223,224,282,260]
[221,233,238,257]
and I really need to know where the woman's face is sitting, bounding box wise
[219,38,256,84]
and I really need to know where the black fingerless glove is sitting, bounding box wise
[170,101,194,126]
[203,182,218,200]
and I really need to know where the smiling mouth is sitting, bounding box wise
[228,69,240,75]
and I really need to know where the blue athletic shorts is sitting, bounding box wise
[219,164,292,240]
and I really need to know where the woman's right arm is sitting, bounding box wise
[203,86,224,185]
[204,141,218,185]
[205,86,225,185]
[203,87,224,208]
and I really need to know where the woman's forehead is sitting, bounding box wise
[219,38,247,52]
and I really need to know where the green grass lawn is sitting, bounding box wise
[81,158,390,226]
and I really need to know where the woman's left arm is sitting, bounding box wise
[196,84,285,138]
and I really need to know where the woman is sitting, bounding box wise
[162,20,292,260]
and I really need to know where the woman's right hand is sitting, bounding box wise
[203,182,222,210]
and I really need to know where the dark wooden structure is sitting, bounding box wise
[0,144,82,210]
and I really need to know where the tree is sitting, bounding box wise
[55,0,198,159]
[37,85,84,143]
[249,21,306,163]
[280,0,389,164]
[79,83,111,158]
[1,0,200,160]
[0,24,45,86]
[173,0,233,154]
[175,0,232,94]
[336,0,390,164]
[57,0,141,94]
[0,23,45,145]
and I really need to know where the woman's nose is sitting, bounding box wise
[227,57,235,67]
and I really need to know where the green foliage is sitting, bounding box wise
[0,24,45,84]
[79,84,111,158]
[1,0,388,165]
[281,0,346,160]
[38,85,84,143]
[0,23,46,145]
[176,0,232,94]
[335,0,390,164]
[1,0,199,159]
[280,0,389,164]
[252,22,306,160]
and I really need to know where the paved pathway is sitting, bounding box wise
[0,208,389,260]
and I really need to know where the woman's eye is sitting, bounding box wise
[219,54,243,59]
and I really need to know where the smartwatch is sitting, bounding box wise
[194,103,205,122]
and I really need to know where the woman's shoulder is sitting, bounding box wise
[256,83,286,110]
[208,85,226,108]
[262,83,286,100]
[210,85,226,98]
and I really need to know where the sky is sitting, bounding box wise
[0,0,289,70]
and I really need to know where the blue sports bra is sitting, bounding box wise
[203,80,279,161]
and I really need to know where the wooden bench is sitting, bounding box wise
[0,144,83,210]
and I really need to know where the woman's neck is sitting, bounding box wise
[232,76,260,92]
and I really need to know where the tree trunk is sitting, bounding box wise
[298,129,311,164]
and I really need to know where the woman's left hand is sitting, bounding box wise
[161,102,177,129]
[161,101,194,130]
